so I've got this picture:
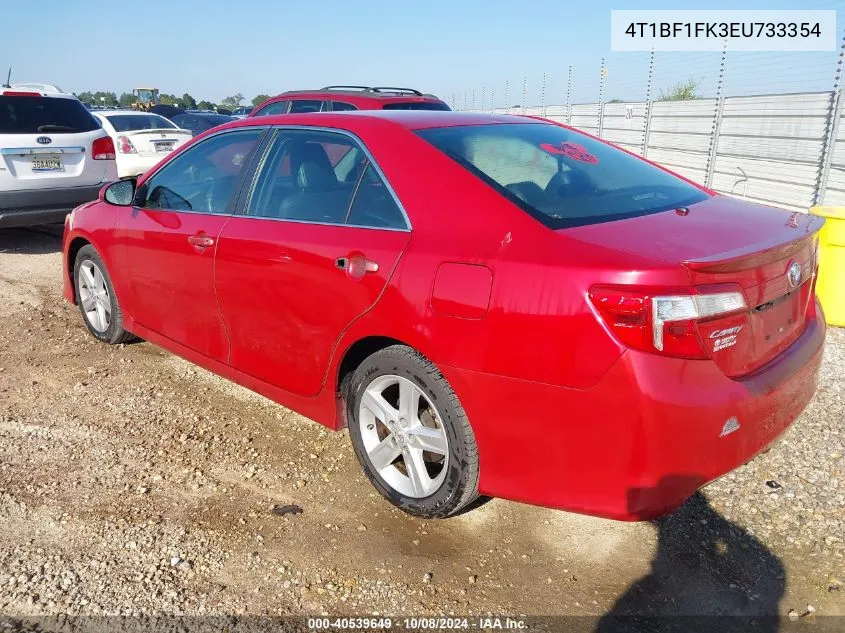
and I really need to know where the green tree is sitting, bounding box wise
[197,100,216,111]
[251,94,271,107]
[220,93,244,109]
[118,92,135,107]
[658,78,699,101]
[90,91,118,106]
[180,93,197,109]
[158,93,179,106]
[77,91,94,105]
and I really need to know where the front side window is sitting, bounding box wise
[417,123,708,228]
[139,129,262,214]
[254,100,289,117]
[246,129,406,229]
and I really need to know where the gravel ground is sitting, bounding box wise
[0,227,842,624]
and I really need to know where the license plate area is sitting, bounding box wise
[31,154,63,172]
[153,142,175,153]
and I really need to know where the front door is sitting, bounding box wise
[117,128,264,361]
[215,128,411,396]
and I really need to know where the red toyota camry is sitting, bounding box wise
[61,111,826,521]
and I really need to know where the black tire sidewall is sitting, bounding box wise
[347,347,475,518]
[73,245,124,344]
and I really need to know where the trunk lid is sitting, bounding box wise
[567,195,824,376]
[121,128,191,157]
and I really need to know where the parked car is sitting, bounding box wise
[0,85,117,228]
[250,85,450,117]
[62,111,825,520]
[172,112,234,137]
[92,110,192,178]
[230,106,254,119]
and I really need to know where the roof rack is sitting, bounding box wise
[322,85,372,92]
[321,85,424,97]
[371,87,423,96]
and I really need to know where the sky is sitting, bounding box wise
[2,0,843,107]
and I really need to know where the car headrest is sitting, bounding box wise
[297,160,337,191]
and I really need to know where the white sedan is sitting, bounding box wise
[92,110,192,178]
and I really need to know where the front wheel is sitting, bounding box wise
[73,244,135,345]
[347,345,479,518]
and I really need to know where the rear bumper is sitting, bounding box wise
[440,305,826,520]
[116,154,165,179]
[0,185,103,228]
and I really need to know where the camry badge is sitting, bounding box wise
[719,417,741,438]
[787,262,801,289]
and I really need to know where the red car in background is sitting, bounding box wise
[61,111,825,520]
[249,85,450,117]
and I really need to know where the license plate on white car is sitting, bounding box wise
[31,155,63,172]
[154,142,175,153]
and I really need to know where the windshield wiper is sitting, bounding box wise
[36,124,77,132]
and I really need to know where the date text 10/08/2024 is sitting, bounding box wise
[307,617,528,630]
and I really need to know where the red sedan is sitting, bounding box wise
[61,111,826,520]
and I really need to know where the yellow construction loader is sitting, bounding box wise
[132,88,159,111]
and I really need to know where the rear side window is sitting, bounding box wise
[417,123,708,229]
[382,102,451,111]
[0,96,100,134]
[331,101,357,111]
[254,100,289,117]
[104,114,176,132]
[289,100,325,114]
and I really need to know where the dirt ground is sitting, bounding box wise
[0,226,842,625]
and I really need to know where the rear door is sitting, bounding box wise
[116,128,265,361]
[214,127,411,396]
[0,93,111,191]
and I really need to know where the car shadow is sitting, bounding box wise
[0,225,64,255]
[594,484,786,633]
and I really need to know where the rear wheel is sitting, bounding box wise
[347,345,479,518]
[73,245,135,345]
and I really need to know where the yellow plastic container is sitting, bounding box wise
[810,206,845,327]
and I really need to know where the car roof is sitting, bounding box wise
[95,109,165,117]
[226,110,527,132]
[0,87,77,99]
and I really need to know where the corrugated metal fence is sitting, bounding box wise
[466,90,845,212]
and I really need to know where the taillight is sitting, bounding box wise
[116,135,136,154]
[92,136,115,160]
[589,286,747,359]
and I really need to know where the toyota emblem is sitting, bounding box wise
[787,261,801,289]
[36,136,52,145]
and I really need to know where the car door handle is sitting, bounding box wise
[188,234,214,248]
[336,255,379,277]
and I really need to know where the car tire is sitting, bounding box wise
[347,345,479,518]
[73,244,135,345]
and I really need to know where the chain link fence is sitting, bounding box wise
[450,40,845,211]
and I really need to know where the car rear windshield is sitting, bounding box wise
[105,114,176,132]
[417,123,708,228]
[382,102,451,111]
[0,95,101,134]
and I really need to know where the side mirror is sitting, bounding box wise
[102,178,137,206]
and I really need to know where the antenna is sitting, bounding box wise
[2,68,11,89]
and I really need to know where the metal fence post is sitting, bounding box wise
[704,42,728,189]
[541,73,547,118]
[597,58,606,137]
[504,80,510,112]
[565,66,572,125]
[815,30,845,206]
[521,76,527,114]
[642,49,655,157]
